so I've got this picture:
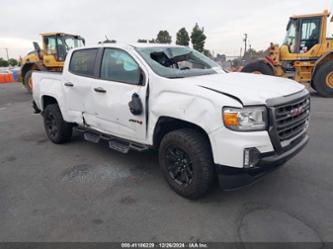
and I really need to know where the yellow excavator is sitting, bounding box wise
[20,32,85,92]
[241,10,333,97]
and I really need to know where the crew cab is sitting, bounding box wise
[32,43,310,199]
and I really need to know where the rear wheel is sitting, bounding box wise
[43,104,73,144]
[159,129,215,199]
[241,61,274,76]
[313,62,333,97]
[23,70,35,93]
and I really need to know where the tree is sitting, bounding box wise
[137,39,148,43]
[203,49,213,58]
[0,58,9,67]
[98,39,116,44]
[8,58,18,67]
[243,48,266,62]
[216,53,226,63]
[232,58,241,67]
[191,23,206,52]
[176,28,190,46]
[149,38,156,43]
[156,30,172,44]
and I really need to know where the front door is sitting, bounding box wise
[85,48,148,143]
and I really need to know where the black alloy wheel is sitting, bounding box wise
[165,146,193,186]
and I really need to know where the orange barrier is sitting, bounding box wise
[0,73,15,84]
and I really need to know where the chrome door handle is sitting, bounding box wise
[94,87,107,93]
[64,82,74,87]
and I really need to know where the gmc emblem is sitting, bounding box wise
[290,106,304,117]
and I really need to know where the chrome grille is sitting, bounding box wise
[274,94,310,145]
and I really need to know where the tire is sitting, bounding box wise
[23,70,34,93]
[159,129,215,199]
[43,104,73,144]
[312,61,333,97]
[241,61,274,75]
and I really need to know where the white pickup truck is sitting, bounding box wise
[32,43,310,199]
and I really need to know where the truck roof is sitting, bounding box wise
[80,43,184,51]
[40,32,81,37]
[290,9,330,19]
[129,43,183,48]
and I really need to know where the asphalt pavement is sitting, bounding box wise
[0,83,332,245]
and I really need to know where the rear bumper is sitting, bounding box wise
[216,134,309,190]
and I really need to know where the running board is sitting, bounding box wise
[79,128,149,154]
[109,139,130,153]
[83,132,100,143]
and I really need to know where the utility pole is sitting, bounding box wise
[1,48,10,61]
[5,48,9,61]
[243,33,248,57]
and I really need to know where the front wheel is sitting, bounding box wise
[241,61,274,75]
[23,70,35,93]
[159,129,215,199]
[43,104,73,144]
[312,62,333,97]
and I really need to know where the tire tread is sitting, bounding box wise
[159,128,215,199]
[43,104,72,144]
[313,62,333,97]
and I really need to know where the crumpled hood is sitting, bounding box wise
[177,72,305,105]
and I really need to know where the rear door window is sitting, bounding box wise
[69,49,98,77]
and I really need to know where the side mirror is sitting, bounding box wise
[128,93,143,115]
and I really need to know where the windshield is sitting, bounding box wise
[283,19,298,53]
[136,46,222,78]
[63,36,85,51]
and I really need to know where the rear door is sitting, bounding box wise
[63,48,98,124]
[85,47,148,143]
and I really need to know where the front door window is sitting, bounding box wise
[101,48,141,85]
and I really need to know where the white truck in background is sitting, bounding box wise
[32,43,310,199]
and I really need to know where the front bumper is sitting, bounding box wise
[216,134,309,190]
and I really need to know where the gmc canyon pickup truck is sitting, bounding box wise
[32,43,310,199]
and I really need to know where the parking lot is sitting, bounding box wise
[0,82,333,243]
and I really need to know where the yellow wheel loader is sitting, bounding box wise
[20,32,85,93]
[241,10,333,97]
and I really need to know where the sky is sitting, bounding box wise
[0,0,332,59]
